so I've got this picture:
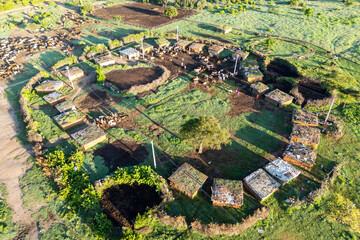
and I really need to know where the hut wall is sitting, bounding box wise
[283,156,312,170]
[290,136,318,149]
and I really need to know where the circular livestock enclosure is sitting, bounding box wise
[94,140,148,172]
[101,183,162,228]
[105,65,170,94]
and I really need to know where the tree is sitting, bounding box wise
[304,7,313,17]
[164,6,178,18]
[265,37,276,49]
[180,116,231,154]
[80,3,94,14]
[289,0,300,7]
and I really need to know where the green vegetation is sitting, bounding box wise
[180,116,231,153]
[0,184,18,239]
[163,6,178,19]
[30,11,61,29]
[80,3,94,14]
[0,0,46,12]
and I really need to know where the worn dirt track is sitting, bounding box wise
[0,95,36,236]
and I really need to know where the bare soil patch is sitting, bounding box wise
[227,91,256,116]
[75,89,114,111]
[101,183,162,227]
[106,67,163,90]
[92,2,195,29]
[94,140,148,172]
[154,51,198,76]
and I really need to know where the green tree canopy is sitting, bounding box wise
[164,6,178,18]
[265,37,276,49]
[180,116,231,153]
[304,7,314,17]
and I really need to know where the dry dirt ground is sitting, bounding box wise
[92,2,195,29]
[0,96,37,238]
[106,67,163,90]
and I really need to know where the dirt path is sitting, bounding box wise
[0,96,36,235]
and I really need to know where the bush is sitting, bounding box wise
[289,0,300,7]
[163,6,178,18]
[112,15,121,21]
[96,65,106,83]
[80,3,94,14]
[342,104,360,123]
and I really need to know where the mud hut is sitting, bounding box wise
[175,40,192,50]
[155,38,170,49]
[55,100,75,113]
[136,42,153,53]
[168,163,208,199]
[240,59,259,70]
[35,80,64,93]
[264,158,301,185]
[119,48,140,59]
[250,82,269,96]
[290,123,321,149]
[243,169,280,201]
[208,45,224,56]
[243,68,264,83]
[189,43,205,53]
[53,109,84,130]
[232,50,249,61]
[94,55,115,67]
[292,108,318,127]
[265,89,294,107]
[283,141,317,170]
[60,66,84,81]
[211,178,243,208]
[71,125,107,150]
[43,91,65,106]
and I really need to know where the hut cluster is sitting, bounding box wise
[33,70,119,150]
[0,27,84,79]
[169,157,301,206]
[283,108,321,170]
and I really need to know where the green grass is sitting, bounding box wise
[255,39,311,57]
[30,109,66,142]
[0,184,18,240]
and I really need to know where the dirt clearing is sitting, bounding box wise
[227,91,256,116]
[106,67,163,90]
[75,89,115,111]
[101,183,162,227]
[94,140,148,172]
[92,2,195,29]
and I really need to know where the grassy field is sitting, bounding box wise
[1,0,360,239]
[0,184,19,240]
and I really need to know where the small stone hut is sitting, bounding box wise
[243,168,281,201]
[211,178,243,208]
[283,141,317,170]
[292,108,318,127]
[290,123,321,149]
[71,125,107,151]
[264,158,301,185]
[265,89,294,107]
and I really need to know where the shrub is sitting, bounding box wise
[112,15,121,21]
[289,0,300,7]
[163,6,178,18]
[342,104,360,123]
[80,3,94,14]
